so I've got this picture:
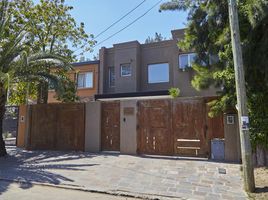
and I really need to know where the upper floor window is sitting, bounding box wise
[108,67,115,87]
[179,53,197,69]
[148,63,169,84]
[77,72,93,88]
[120,63,131,77]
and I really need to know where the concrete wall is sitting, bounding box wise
[224,113,241,162]
[17,105,27,148]
[17,105,32,149]
[85,101,101,152]
[120,100,138,154]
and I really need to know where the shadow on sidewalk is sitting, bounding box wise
[0,147,100,195]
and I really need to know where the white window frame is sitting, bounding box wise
[108,66,115,88]
[179,53,197,69]
[77,72,93,89]
[148,63,169,84]
[120,63,132,77]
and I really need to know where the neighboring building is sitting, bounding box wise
[48,60,99,103]
[98,29,217,97]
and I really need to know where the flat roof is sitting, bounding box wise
[72,60,100,66]
[97,95,172,101]
[95,90,169,100]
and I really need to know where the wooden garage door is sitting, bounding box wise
[137,100,173,155]
[173,99,208,157]
[101,101,120,151]
[29,103,85,151]
[137,98,218,157]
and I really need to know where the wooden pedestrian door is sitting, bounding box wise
[101,102,120,151]
[137,100,173,155]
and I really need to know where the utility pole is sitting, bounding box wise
[228,0,255,192]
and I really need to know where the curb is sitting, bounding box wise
[0,178,179,200]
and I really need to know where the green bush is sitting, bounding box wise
[169,88,180,98]
[3,132,12,139]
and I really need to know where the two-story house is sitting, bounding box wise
[48,60,99,103]
[97,29,217,98]
[49,29,217,102]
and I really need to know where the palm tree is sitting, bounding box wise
[0,0,71,156]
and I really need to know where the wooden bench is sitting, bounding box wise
[176,139,201,156]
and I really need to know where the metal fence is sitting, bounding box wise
[3,106,19,138]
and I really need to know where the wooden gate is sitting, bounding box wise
[173,99,208,156]
[137,98,224,157]
[101,101,120,151]
[29,103,85,151]
[137,100,173,155]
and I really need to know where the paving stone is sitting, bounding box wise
[193,190,207,196]
[205,193,221,199]
[168,187,177,193]
[0,147,248,200]
[176,188,193,194]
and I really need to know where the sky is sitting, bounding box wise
[49,0,188,60]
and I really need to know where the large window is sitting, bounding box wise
[179,53,197,69]
[120,63,131,77]
[148,63,169,84]
[108,67,115,87]
[77,72,93,88]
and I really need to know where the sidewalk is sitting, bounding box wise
[0,147,248,200]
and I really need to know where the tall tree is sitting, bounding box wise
[160,0,268,148]
[145,32,166,44]
[0,0,71,156]
[16,0,95,104]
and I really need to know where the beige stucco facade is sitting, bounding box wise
[85,101,101,152]
[224,113,242,162]
[99,29,217,97]
[120,100,138,154]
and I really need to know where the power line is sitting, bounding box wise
[73,0,147,54]
[94,0,163,48]
[94,0,147,39]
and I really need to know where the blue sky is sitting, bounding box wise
[65,0,188,59]
[32,0,187,59]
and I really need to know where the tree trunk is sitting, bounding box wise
[37,81,48,104]
[0,83,7,157]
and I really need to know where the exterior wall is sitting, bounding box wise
[224,113,241,162]
[85,101,101,152]
[17,105,32,149]
[100,29,217,97]
[100,48,115,94]
[140,41,174,91]
[16,99,242,160]
[120,100,137,154]
[17,105,27,148]
[113,42,141,93]
[99,47,106,94]
[48,62,99,103]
